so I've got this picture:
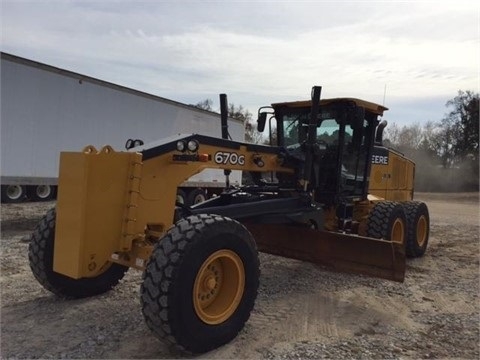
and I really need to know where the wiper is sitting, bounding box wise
[285,116,301,131]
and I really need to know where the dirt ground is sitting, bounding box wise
[1,193,479,359]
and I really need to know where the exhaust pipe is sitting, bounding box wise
[219,94,231,187]
[375,120,388,145]
[302,86,322,191]
[220,94,229,140]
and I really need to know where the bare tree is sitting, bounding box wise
[194,99,262,144]
[228,104,263,144]
[193,99,213,111]
[383,89,479,191]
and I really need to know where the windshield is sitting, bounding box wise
[283,113,307,146]
[278,104,371,201]
[282,110,346,147]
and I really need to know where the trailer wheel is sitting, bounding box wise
[27,185,56,202]
[403,201,430,258]
[187,188,207,206]
[366,201,407,245]
[176,189,187,205]
[1,185,26,203]
[28,208,128,298]
[141,214,259,354]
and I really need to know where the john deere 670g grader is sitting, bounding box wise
[29,86,429,353]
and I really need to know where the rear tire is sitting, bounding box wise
[187,188,207,206]
[403,201,430,258]
[366,201,407,246]
[176,189,187,205]
[27,185,56,202]
[1,185,26,203]
[28,208,128,298]
[141,214,259,353]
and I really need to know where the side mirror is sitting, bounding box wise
[257,112,267,133]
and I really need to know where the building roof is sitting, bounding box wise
[0,52,240,121]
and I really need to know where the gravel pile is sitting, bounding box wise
[1,196,479,359]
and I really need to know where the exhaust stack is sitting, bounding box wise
[219,93,231,187]
[219,94,229,140]
[375,120,388,145]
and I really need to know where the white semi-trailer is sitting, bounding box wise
[0,53,244,204]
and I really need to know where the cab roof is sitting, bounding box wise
[272,98,388,116]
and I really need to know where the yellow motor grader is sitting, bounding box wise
[28,86,429,353]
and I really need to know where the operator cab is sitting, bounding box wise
[259,98,387,205]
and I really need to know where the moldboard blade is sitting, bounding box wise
[244,223,406,282]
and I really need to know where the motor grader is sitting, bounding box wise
[28,86,430,354]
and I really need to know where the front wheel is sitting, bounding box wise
[141,214,259,354]
[28,208,128,298]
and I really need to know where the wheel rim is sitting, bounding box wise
[193,194,206,204]
[176,194,185,204]
[193,249,245,325]
[416,215,428,247]
[391,218,405,244]
[36,185,51,199]
[6,185,23,200]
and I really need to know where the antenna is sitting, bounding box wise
[382,84,387,107]
[380,84,387,120]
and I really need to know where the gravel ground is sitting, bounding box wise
[1,193,479,359]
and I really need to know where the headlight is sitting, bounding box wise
[187,140,199,152]
[176,140,186,152]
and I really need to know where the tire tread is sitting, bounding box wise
[366,201,405,240]
[141,214,259,353]
[403,201,430,258]
[28,208,128,298]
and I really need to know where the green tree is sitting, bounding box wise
[443,90,479,162]
[433,90,479,176]
[383,90,479,191]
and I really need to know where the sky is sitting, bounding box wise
[1,1,479,127]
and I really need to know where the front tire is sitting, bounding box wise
[28,208,128,298]
[141,214,259,354]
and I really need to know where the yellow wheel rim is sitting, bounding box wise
[417,215,428,247]
[193,250,245,325]
[391,218,405,244]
